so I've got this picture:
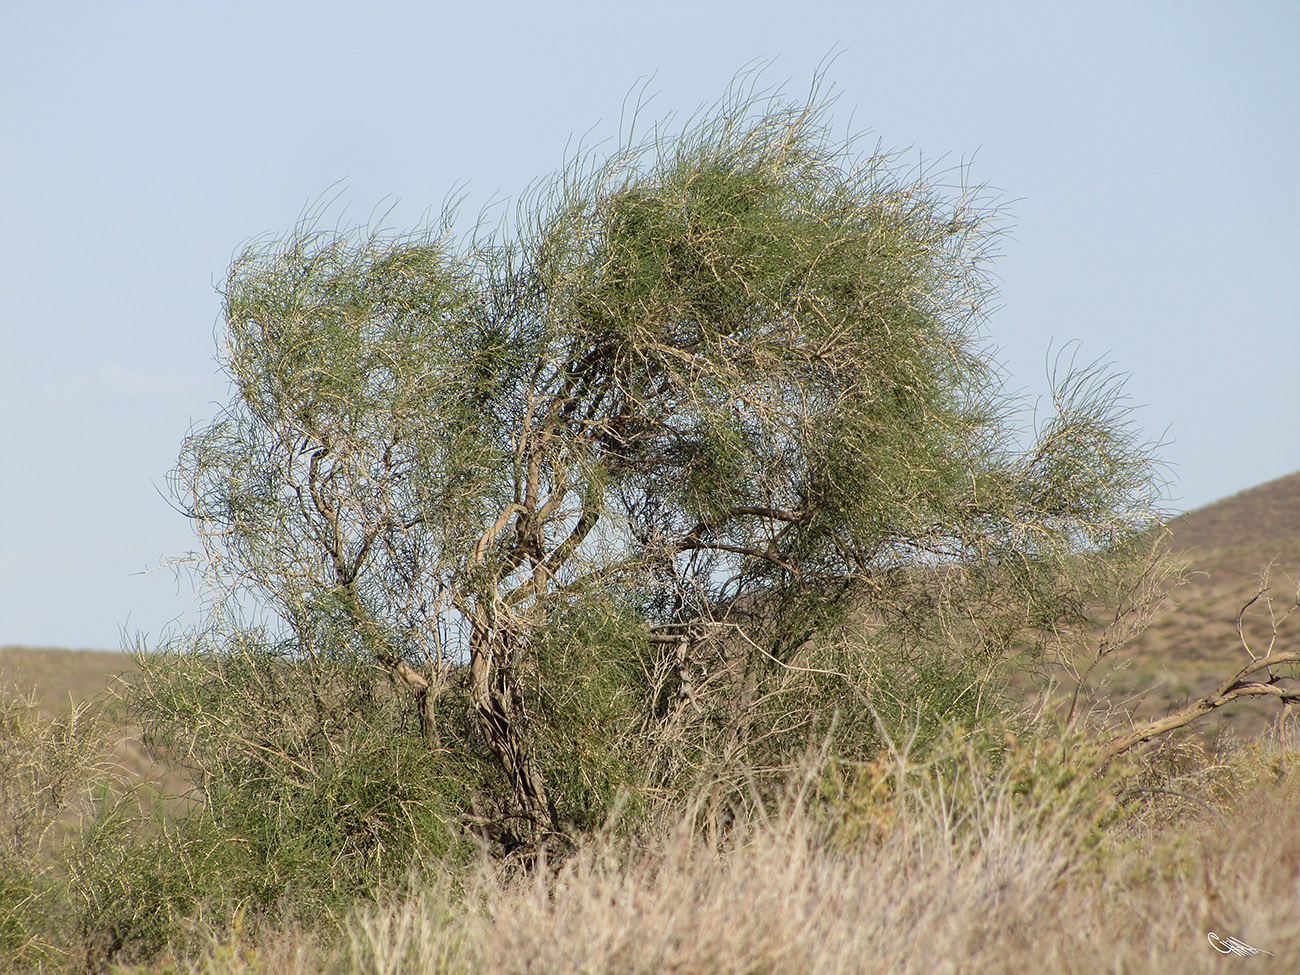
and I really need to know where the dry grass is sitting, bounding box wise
[115,720,1300,975]
[0,646,191,810]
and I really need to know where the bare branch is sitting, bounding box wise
[1100,651,1300,764]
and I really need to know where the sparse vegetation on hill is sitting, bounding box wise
[1167,470,1300,557]
[0,646,135,716]
[1078,471,1300,742]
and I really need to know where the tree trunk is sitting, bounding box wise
[470,630,557,849]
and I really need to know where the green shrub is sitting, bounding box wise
[818,717,1127,860]
[127,639,478,900]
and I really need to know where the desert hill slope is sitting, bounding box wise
[1166,469,1300,568]
[0,645,135,715]
[1099,470,1300,740]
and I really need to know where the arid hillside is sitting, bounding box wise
[1166,470,1300,557]
[0,645,135,714]
[0,646,167,797]
[1098,471,1300,740]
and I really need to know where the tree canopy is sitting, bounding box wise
[152,75,1165,853]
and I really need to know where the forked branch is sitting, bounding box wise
[1101,649,1300,764]
[1099,572,1300,764]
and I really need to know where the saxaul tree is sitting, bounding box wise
[157,73,1166,851]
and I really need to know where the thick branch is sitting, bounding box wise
[1100,651,1300,764]
[474,502,525,565]
[505,504,601,607]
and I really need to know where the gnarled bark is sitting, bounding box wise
[470,618,558,848]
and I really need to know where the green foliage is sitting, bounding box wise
[69,799,220,970]
[527,595,654,832]
[143,65,1168,888]
[129,638,477,898]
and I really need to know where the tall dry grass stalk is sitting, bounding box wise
[0,684,116,970]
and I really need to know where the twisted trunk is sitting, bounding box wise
[470,618,557,848]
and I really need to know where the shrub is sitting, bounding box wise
[0,685,114,970]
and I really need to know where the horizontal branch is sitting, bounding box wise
[676,538,799,575]
[668,505,806,576]
[727,505,804,522]
[680,506,804,542]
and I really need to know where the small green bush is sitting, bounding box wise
[817,717,1127,859]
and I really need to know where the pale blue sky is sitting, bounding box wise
[2,1,1296,650]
